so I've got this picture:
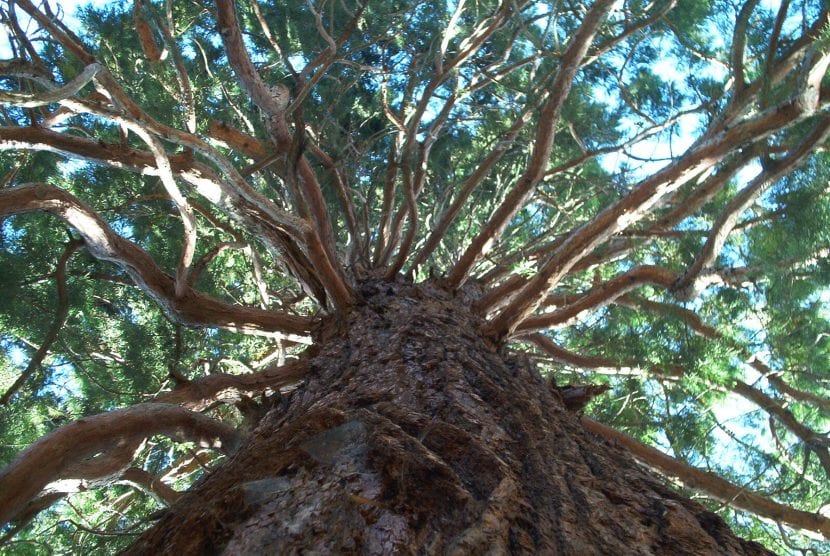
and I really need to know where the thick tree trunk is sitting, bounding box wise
[126,280,770,555]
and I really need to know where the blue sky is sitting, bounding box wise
[0,0,112,58]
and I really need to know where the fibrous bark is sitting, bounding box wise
[127,280,770,554]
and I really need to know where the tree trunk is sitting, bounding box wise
[126,279,770,555]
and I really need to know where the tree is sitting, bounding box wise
[0,0,828,552]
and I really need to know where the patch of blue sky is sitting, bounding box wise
[0,0,113,59]
[109,217,137,241]
[761,0,820,37]
[57,159,89,176]
[38,359,82,404]
[734,160,764,191]
[596,56,712,182]
[1,216,26,251]
[0,336,82,405]
[709,389,776,457]
[288,54,309,72]
[4,341,26,366]
[0,338,26,392]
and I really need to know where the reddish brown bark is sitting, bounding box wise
[127,280,771,554]
[133,0,163,64]
[0,403,241,526]
[215,0,356,311]
[0,183,312,338]
[582,418,830,538]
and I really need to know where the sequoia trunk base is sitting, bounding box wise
[127,280,770,555]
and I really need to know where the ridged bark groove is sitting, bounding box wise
[126,280,770,555]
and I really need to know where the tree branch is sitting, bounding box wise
[515,266,676,333]
[0,125,330,308]
[486,51,830,338]
[118,467,181,506]
[0,183,312,338]
[582,417,830,539]
[731,381,830,480]
[526,333,682,379]
[446,0,616,288]
[0,61,102,107]
[675,116,830,298]
[0,403,241,526]
[749,358,830,417]
[157,360,309,412]
[729,0,761,96]
[214,0,355,310]
[410,107,534,272]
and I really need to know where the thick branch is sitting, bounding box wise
[0,403,241,525]
[0,125,331,308]
[14,0,314,260]
[0,183,311,337]
[650,146,762,233]
[614,294,719,340]
[729,0,760,96]
[0,61,101,107]
[526,333,682,379]
[157,360,309,412]
[582,417,830,539]
[750,358,830,417]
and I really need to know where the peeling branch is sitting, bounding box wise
[0,403,241,526]
[0,62,101,107]
[0,183,312,337]
[582,417,830,539]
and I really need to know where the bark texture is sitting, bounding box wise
[126,280,771,555]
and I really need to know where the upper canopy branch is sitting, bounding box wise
[55,93,200,299]
[12,0,320,270]
[446,0,617,288]
[0,125,336,306]
[729,0,761,96]
[214,0,356,311]
[0,183,312,338]
[675,116,830,298]
[485,42,830,338]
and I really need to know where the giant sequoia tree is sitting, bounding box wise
[0,0,829,552]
